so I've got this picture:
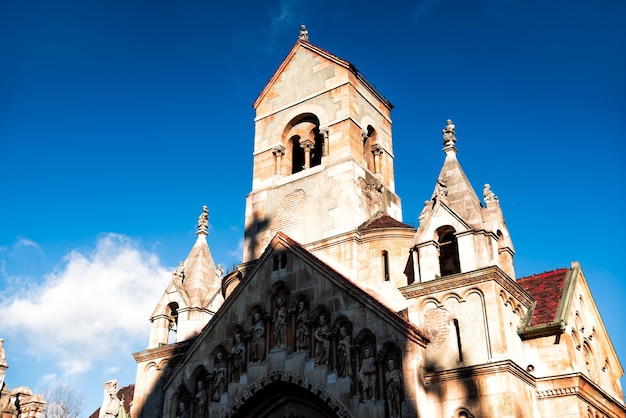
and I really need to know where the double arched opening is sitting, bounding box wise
[283,114,324,175]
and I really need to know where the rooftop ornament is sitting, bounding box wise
[299,25,309,42]
[197,205,209,234]
[442,119,456,147]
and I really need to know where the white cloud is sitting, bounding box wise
[0,233,170,377]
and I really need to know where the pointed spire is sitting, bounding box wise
[299,25,309,42]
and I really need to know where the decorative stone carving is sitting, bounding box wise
[175,400,189,418]
[197,206,209,232]
[336,326,352,378]
[432,177,448,202]
[483,183,498,204]
[231,332,246,383]
[295,300,310,352]
[211,351,227,402]
[193,381,207,418]
[249,310,266,362]
[99,380,121,418]
[173,261,185,281]
[385,358,402,418]
[418,200,430,223]
[298,25,309,41]
[273,296,288,348]
[442,119,456,147]
[313,314,330,366]
[358,347,376,402]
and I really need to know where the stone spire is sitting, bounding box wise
[299,25,309,42]
[411,119,515,281]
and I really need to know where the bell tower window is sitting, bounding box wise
[437,225,461,276]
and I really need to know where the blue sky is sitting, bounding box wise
[1,0,624,414]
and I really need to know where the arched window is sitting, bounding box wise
[437,225,460,276]
[167,302,179,344]
[362,125,377,172]
[382,250,390,281]
[284,115,323,174]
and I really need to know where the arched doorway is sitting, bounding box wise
[229,378,347,418]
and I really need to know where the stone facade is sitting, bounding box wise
[131,32,625,418]
[0,339,45,418]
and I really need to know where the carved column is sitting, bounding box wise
[299,139,314,170]
[272,145,285,176]
[321,129,329,157]
[371,144,383,174]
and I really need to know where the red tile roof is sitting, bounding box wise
[359,213,415,232]
[517,268,569,327]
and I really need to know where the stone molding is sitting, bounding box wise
[424,359,535,388]
[133,339,193,363]
[224,370,350,418]
[400,266,534,307]
[536,386,579,398]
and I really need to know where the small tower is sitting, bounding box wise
[409,120,515,282]
[147,206,224,347]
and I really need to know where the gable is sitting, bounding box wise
[254,41,391,116]
[159,232,429,416]
[414,200,472,244]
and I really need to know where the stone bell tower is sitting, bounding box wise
[243,28,403,262]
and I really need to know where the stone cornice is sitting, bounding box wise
[132,339,193,363]
[535,373,626,414]
[424,360,535,387]
[400,266,535,307]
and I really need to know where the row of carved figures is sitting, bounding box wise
[173,295,406,418]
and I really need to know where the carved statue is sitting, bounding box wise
[313,314,330,366]
[442,119,456,146]
[336,326,352,378]
[432,177,448,202]
[211,351,227,402]
[194,381,207,418]
[385,359,402,418]
[273,296,287,348]
[197,206,209,231]
[299,25,309,41]
[0,338,5,361]
[231,333,246,383]
[250,311,266,362]
[99,380,121,418]
[175,400,189,418]
[295,301,310,351]
[359,347,376,402]
[173,261,185,281]
[483,183,498,203]
[418,200,430,223]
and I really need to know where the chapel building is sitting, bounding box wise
[131,29,626,418]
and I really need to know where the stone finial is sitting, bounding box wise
[299,25,309,41]
[483,183,498,204]
[442,119,456,147]
[197,205,209,233]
